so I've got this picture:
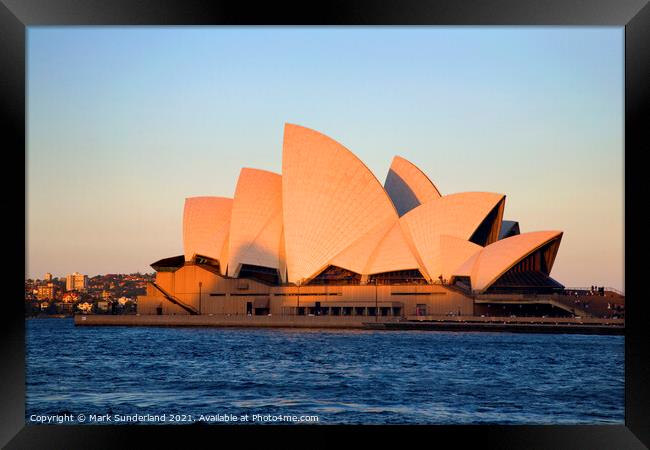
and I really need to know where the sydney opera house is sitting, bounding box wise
[137,124,567,319]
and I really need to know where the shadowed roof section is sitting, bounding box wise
[400,192,505,281]
[282,123,398,283]
[227,168,283,278]
[384,155,441,216]
[151,255,185,272]
[499,220,521,240]
[468,231,563,293]
[183,197,232,275]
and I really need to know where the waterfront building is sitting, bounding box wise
[77,302,92,313]
[62,292,80,303]
[138,124,576,319]
[36,283,55,301]
[66,272,88,292]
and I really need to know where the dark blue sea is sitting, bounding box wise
[25,318,624,425]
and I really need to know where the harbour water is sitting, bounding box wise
[26,318,624,424]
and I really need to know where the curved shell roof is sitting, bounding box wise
[329,216,396,276]
[467,231,563,292]
[400,192,505,280]
[227,168,283,277]
[365,221,422,275]
[282,123,398,283]
[439,235,482,282]
[328,218,425,277]
[453,251,481,278]
[174,124,563,289]
[183,197,233,273]
[384,155,441,216]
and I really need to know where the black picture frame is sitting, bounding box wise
[2,1,648,448]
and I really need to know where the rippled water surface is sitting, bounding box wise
[26,318,624,424]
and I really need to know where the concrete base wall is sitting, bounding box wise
[74,314,624,335]
[75,314,400,328]
[137,264,474,317]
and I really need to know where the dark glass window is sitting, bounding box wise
[307,266,361,285]
[368,269,426,285]
[238,264,280,285]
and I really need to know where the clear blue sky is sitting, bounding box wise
[27,27,624,290]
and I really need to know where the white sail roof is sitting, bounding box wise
[281,123,398,283]
[464,231,563,292]
[439,235,483,282]
[182,196,232,275]
[400,192,505,280]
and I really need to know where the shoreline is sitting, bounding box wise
[26,314,72,319]
[72,314,624,335]
[364,321,624,335]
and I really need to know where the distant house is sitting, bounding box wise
[62,291,80,303]
[96,301,110,312]
[77,302,93,313]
